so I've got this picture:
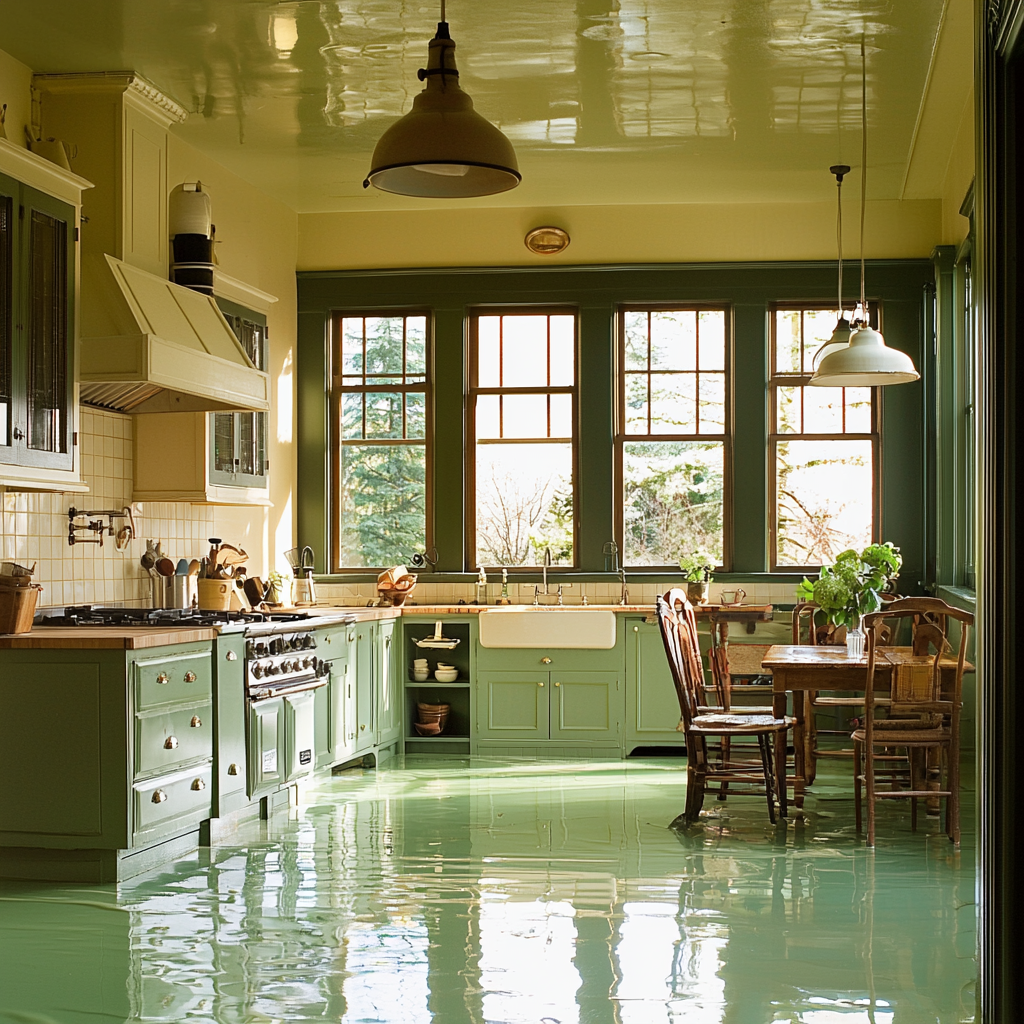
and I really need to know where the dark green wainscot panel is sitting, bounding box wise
[0,642,215,882]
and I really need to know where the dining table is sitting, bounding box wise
[760,644,971,810]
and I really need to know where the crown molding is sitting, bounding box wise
[33,72,188,126]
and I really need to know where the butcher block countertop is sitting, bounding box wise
[0,626,220,650]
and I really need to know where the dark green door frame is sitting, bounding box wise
[977,1,1024,1019]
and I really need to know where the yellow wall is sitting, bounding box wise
[940,87,975,245]
[0,48,31,148]
[297,199,942,271]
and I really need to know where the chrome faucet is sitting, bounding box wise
[619,568,629,606]
[543,547,552,594]
[532,549,572,604]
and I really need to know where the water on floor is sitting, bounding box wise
[0,755,976,1023]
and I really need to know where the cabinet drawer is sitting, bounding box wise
[133,763,213,837]
[134,651,212,710]
[135,702,213,778]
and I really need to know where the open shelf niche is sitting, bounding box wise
[403,619,473,752]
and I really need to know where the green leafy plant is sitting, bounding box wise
[678,551,716,583]
[796,542,903,628]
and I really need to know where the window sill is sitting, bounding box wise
[933,584,976,611]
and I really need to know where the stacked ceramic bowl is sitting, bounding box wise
[435,663,459,682]
[413,658,429,681]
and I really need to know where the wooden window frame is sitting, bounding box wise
[328,308,433,573]
[466,306,579,570]
[614,303,733,572]
[768,301,881,572]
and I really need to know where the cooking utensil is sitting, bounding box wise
[284,547,301,576]
[243,576,266,607]
[140,540,159,573]
[175,558,189,575]
[217,544,248,567]
[207,538,222,564]
[300,546,315,572]
[188,559,201,576]
[155,557,176,577]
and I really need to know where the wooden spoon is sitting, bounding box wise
[155,557,176,577]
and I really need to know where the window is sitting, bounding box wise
[469,310,576,567]
[618,307,729,567]
[330,312,429,570]
[770,305,878,568]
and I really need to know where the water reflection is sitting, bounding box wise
[0,757,975,1022]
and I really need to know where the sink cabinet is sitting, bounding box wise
[624,617,688,753]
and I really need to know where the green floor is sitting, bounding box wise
[0,754,977,1023]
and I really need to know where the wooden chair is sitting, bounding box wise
[656,589,794,825]
[852,597,973,846]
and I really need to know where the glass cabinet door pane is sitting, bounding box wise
[26,208,68,454]
[213,412,235,473]
[0,193,12,449]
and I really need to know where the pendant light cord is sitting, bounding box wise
[440,0,446,21]
[837,176,844,313]
[859,34,867,320]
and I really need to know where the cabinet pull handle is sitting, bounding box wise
[156,672,169,685]
[191,778,206,791]
[184,671,197,683]
[151,789,168,803]
[164,736,178,749]
[190,715,202,728]
[348,633,355,642]
[226,651,238,661]
[541,657,552,665]
[227,763,240,776]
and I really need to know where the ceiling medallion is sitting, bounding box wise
[525,226,570,255]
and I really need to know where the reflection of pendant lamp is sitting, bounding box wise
[810,164,853,370]
[810,38,919,388]
[363,1,520,198]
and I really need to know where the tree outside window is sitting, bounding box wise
[469,311,576,567]
[330,313,428,570]
[770,305,878,568]
[618,307,729,568]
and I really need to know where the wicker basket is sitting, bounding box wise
[0,584,40,634]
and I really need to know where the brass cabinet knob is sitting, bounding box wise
[156,672,169,685]
[184,671,197,683]
[360,724,366,730]
[191,778,206,791]
[539,681,545,687]
[634,625,639,633]
[227,763,240,776]
[225,651,238,661]
[190,716,202,728]
[554,682,560,687]
[152,789,167,803]
[541,657,552,665]
[164,736,178,749]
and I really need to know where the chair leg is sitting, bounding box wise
[718,736,730,800]
[866,739,876,848]
[758,734,776,825]
[804,691,818,785]
[854,738,862,833]
[685,764,707,824]
[947,741,961,845]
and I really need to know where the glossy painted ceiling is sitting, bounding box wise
[3,1,954,213]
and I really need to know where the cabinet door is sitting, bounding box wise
[625,622,686,749]
[0,179,13,453]
[475,670,549,740]
[213,635,247,814]
[354,626,375,752]
[376,620,401,746]
[551,671,621,743]
[248,698,285,796]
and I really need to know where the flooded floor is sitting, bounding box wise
[0,755,976,1023]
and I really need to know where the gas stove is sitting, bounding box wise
[38,605,314,629]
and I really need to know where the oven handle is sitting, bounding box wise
[248,678,328,702]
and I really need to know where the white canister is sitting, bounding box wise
[169,182,213,238]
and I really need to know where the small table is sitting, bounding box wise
[760,644,969,810]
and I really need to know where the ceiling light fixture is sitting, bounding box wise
[363,0,521,199]
[809,38,919,388]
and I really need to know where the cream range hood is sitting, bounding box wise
[78,254,270,414]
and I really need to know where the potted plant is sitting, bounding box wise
[796,542,903,656]
[265,570,291,607]
[678,552,716,605]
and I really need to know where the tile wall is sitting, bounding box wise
[1,408,252,609]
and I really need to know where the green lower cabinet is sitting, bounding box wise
[212,634,247,816]
[476,671,549,740]
[475,668,622,750]
[376,619,401,750]
[624,619,686,752]
[354,625,375,753]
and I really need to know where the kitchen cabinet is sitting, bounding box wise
[212,633,247,816]
[132,297,273,505]
[376,619,400,751]
[0,141,89,488]
[0,640,214,882]
[316,621,357,767]
[624,618,687,753]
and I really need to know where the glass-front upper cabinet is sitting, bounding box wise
[210,303,268,489]
[0,170,75,472]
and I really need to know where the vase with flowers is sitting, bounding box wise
[796,542,903,657]
[678,552,716,605]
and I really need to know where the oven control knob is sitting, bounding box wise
[265,663,278,676]
[303,656,313,670]
[284,660,295,673]
[255,642,268,657]
[303,635,316,649]
[245,641,256,659]
[252,663,264,679]
[317,660,328,677]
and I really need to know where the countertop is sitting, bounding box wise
[0,603,771,648]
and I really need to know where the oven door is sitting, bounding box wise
[284,690,317,781]
[248,696,285,797]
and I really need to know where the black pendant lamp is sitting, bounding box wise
[363,1,521,199]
